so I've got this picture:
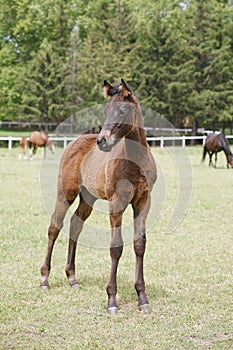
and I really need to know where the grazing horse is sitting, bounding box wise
[40,79,157,313]
[29,130,55,159]
[18,137,28,160]
[202,132,233,168]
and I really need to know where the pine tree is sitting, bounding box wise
[0,0,80,121]
[18,1,81,122]
[181,0,233,133]
[132,1,186,126]
[75,0,138,108]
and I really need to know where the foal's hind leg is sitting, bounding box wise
[65,189,96,288]
[40,191,75,290]
[132,195,151,312]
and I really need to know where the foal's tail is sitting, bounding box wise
[202,145,207,162]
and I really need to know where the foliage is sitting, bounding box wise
[0,0,232,131]
[181,0,233,131]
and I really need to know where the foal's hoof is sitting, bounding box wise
[71,283,79,290]
[139,303,150,313]
[108,306,118,315]
[40,285,49,292]
[69,275,79,289]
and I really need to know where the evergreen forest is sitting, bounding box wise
[0,0,233,132]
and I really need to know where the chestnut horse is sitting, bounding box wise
[202,133,233,168]
[18,137,28,160]
[40,79,157,313]
[29,130,55,159]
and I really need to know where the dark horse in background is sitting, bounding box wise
[40,79,157,313]
[202,132,233,168]
[29,130,55,159]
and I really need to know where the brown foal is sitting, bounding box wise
[40,79,157,313]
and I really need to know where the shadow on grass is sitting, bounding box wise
[46,273,168,304]
[50,274,167,302]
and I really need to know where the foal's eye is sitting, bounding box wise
[117,122,122,128]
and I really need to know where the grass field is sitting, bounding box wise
[0,146,232,349]
[0,129,31,137]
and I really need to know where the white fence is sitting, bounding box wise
[1,135,233,150]
[1,136,75,150]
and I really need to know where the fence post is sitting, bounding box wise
[63,137,67,148]
[182,135,186,148]
[160,136,164,148]
[8,136,12,150]
[202,135,206,146]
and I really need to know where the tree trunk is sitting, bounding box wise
[191,119,198,145]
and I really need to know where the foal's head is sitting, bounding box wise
[97,79,139,152]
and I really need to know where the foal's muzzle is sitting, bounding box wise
[97,135,114,152]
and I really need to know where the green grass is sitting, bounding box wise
[0,129,31,137]
[0,146,232,349]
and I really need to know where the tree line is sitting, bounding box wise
[0,0,233,133]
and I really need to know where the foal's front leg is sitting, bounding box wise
[132,196,151,312]
[107,209,124,314]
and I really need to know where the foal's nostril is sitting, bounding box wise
[97,130,114,152]
[97,137,106,146]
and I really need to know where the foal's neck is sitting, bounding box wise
[127,108,148,149]
[127,126,148,148]
[125,120,149,164]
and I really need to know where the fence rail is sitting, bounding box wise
[0,121,214,134]
[1,135,233,150]
[0,121,58,129]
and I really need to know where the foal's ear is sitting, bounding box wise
[119,78,132,97]
[103,80,113,98]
